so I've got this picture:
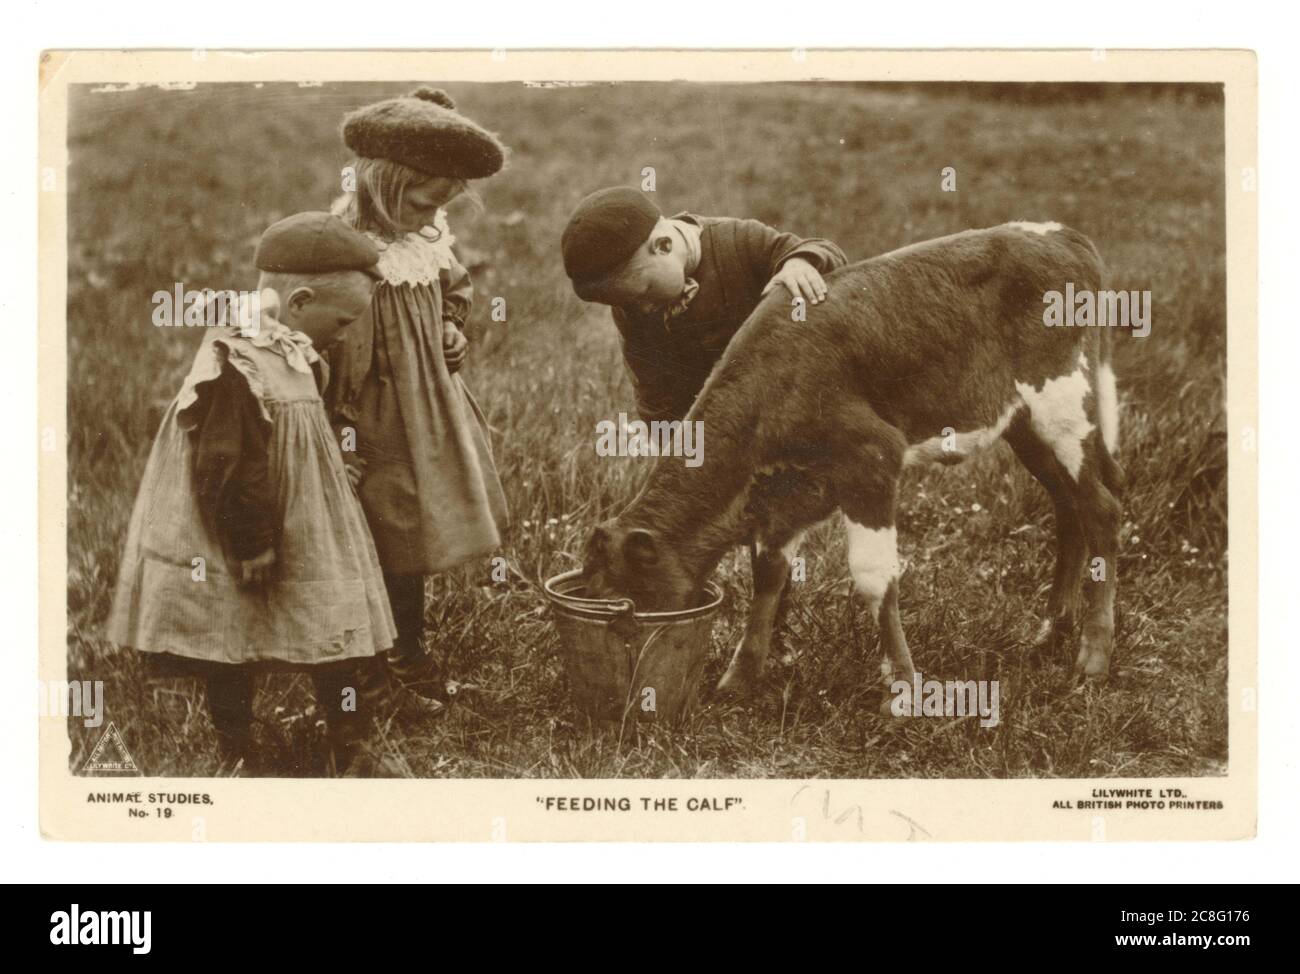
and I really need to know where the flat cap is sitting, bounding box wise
[561,187,662,285]
[255,211,381,278]
[342,87,507,180]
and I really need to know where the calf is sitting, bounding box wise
[582,222,1123,698]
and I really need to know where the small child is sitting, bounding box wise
[326,87,509,703]
[108,212,396,776]
[561,186,848,423]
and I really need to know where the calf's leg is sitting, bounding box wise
[843,513,915,701]
[716,538,797,696]
[1003,416,1087,653]
[1008,376,1121,679]
[835,427,915,709]
[1072,448,1121,680]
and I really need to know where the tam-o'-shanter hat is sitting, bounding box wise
[341,87,507,179]
[255,211,382,279]
[561,187,663,285]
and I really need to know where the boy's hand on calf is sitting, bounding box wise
[237,548,277,589]
[762,257,828,306]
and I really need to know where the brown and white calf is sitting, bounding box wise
[582,222,1124,696]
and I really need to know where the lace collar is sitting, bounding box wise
[367,210,458,285]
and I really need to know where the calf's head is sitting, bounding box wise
[581,521,697,612]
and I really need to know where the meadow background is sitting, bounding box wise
[65,81,1227,778]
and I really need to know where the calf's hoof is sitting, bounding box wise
[1072,657,1112,684]
[1072,627,1113,683]
[715,660,762,699]
[879,659,917,717]
[1029,616,1071,658]
[879,694,906,717]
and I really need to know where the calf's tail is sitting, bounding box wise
[1095,318,1125,497]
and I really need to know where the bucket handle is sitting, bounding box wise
[607,598,639,642]
[609,598,644,746]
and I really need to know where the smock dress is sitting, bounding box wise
[107,319,396,666]
[325,212,508,575]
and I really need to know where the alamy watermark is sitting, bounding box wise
[152,284,263,336]
[1043,283,1150,338]
[889,672,1000,728]
[50,905,151,954]
[38,679,104,728]
[595,413,704,468]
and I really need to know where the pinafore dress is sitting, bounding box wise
[325,213,508,575]
[107,325,396,665]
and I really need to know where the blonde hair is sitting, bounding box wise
[336,156,482,238]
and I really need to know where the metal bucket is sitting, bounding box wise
[543,569,725,724]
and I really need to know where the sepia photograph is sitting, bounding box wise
[35,49,1258,842]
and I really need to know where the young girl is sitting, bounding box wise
[107,212,396,775]
[327,87,509,702]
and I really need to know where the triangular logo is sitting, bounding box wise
[83,721,140,775]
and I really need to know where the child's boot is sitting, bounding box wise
[206,668,256,776]
[314,662,411,777]
[383,572,445,701]
[362,651,445,717]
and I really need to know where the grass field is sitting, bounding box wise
[65,80,1228,778]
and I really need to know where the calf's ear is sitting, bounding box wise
[623,528,660,568]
